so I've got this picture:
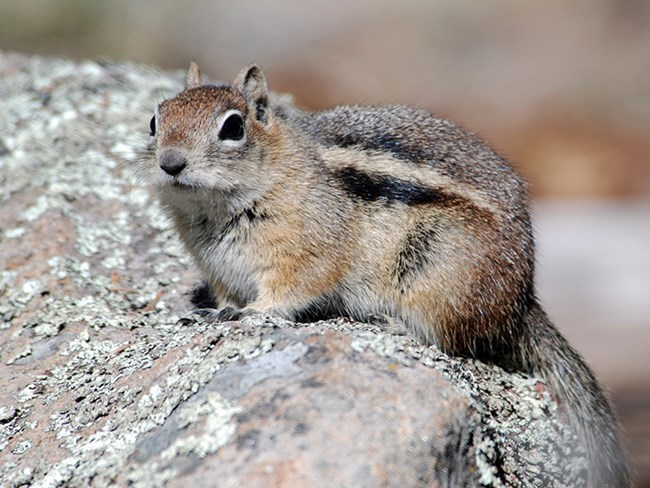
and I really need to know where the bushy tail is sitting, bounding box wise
[520,302,630,487]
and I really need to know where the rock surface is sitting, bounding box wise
[0,52,585,487]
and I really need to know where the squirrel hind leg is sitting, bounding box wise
[282,292,339,323]
[363,313,409,336]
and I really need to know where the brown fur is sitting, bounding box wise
[147,64,630,487]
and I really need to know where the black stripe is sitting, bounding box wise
[330,133,359,149]
[214,201,268,246]
[332,166,448,206]
[303,106,442,166]
[393,222,441,287]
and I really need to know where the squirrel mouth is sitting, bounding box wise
[163,179,196,190]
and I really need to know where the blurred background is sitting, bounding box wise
[1,0,648,483]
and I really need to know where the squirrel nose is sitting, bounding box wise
[160,149,188,176]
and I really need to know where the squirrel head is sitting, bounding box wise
[149,63,277,198]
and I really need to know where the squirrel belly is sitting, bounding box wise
[148,62,630,487]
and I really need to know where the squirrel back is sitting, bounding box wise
[148,63,630,487]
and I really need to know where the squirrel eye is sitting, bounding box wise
[149,115,156,136]
[218,113,245,141]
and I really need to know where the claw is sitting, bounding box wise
[214,306,243,322]
[189,307,240,323]
[190,306,265,323]
[192,308,219,318]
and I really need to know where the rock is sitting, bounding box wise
[0,51,585,487]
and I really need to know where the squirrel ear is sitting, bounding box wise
[185,61,202,89]
[234,64,270,124]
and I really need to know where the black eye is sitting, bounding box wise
[149,115,156,136]
[218,113,245,141]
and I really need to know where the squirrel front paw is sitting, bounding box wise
[187,307,241,322]
[189,305,284,323]
[207,306,265,322]
[213,306,244,322]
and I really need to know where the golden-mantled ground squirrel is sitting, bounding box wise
[147,63,629,487]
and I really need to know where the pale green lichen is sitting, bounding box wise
[162,392,242,459]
